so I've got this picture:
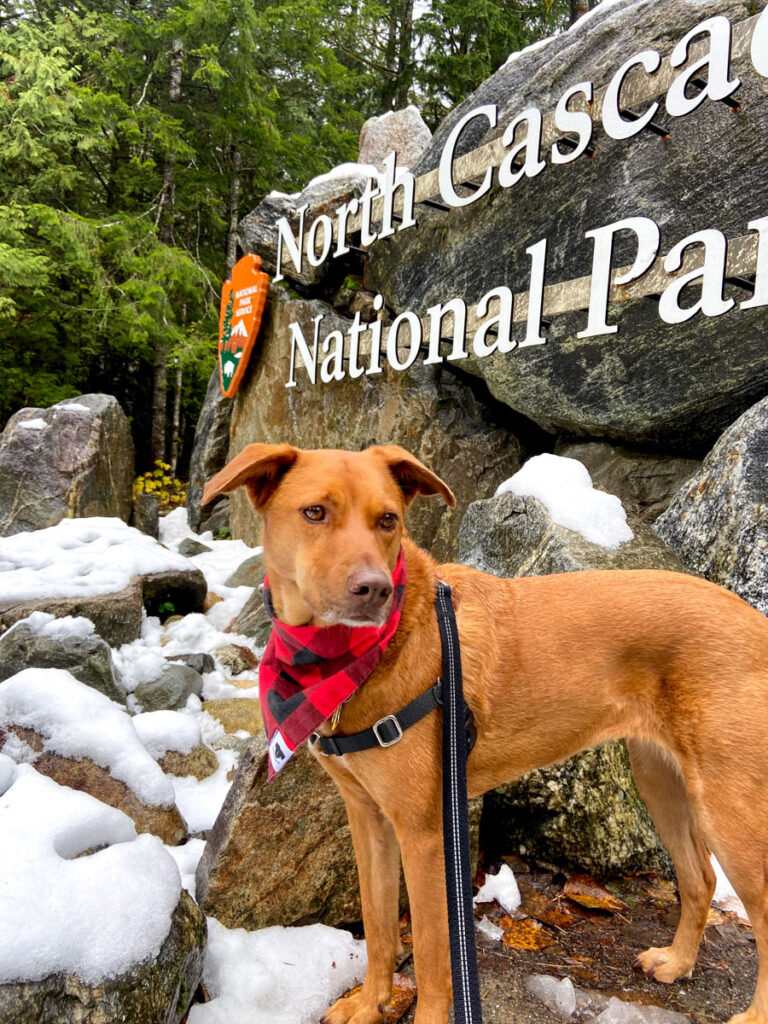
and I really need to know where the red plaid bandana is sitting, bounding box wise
[260,550,407,777]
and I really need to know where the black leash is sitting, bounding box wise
[310,580,483,1023]
[435,579,484,1024]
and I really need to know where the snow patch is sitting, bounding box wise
[18,418,47,430]
[504,35,553,66]
[57,402,91,413]
[164,837,206,899]
[712,854,749,920]
[0,517,200,602]
[495,454,634,549]
[474,863,521,914]
[0,765,180,984]
[169,746,238,833]
[0,668,176,807]
[22,610,96,639]
[187,919,367,1024]
[305,162,382,191]
[132,710,202,759]
[0,752,15,795]
[476,915,504,941]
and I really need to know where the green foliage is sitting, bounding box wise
[0,0,573,464]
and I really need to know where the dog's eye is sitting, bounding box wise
[379,512,398,530]
[302,505,326,522]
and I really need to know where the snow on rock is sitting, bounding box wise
[187,919,366,1024]
[593,996,688,1024]
[132,710,202,759]
[0,668,175,808]
[169,746,238,834]
[165,837,206,899]
[0,764,181,984]
[0,516,199,602]
[17,418,48,430]
[115,510,262,700]
[22,610,96,639]
[495,454,634,549]
[473,863,521,914]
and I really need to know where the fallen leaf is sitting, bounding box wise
[644,879,679,905]
[563,874,630,913]
[501,918,557,950]
[520,886,580,929]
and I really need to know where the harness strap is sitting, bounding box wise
[309,679,476,757]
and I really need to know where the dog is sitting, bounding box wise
[203,442,768,1024]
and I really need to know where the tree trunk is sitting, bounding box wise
[394,0,414,109]
[226,148,241,274]
[152,37,183,466]
[570,0,590,25]
[169,361,183,476]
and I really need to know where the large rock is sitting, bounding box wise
[458,490,684,578]
[0,890,205,1024]
[134,662,205,712]
[0,395,134,537]
[359,106,432,169]
[483,744,672,877]
[187,368,234,534]
[0,579,144,648]
[0,518,207,645]
[238,165,379,288]
[458,486,679,875]
[555,442,701,523]
[367,0,768,447]
[0,613,124,702]
[1,725,188,844]
[196,742,362,928]
[654,395,768,614]
[227,287,522,562]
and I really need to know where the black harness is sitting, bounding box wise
[311,580,484,1024]
[309,677,476,756]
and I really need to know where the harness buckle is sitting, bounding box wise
[372,714,404,747]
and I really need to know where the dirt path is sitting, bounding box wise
[394,858,756,1024]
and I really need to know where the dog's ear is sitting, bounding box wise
[371,445,456,508]
[202,443,299,511]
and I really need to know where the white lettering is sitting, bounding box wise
[552,82,594,165]
[579,217,661,338]
[659,229,734,323]
[666,16,740,118]
[498,107,546,189]
[602,50,662,140]
[438,104,497,208]
[472,287,515,357]
[274,203,308,283]
[286,313,321,387]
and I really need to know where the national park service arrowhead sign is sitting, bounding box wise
[218,254,270,398]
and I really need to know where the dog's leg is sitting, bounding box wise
[324,781,401,1024]
[701,815,768,1024]
[398,828,453,1024]
[627,738,716,983]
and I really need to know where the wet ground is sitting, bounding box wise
[391,857,756,1024]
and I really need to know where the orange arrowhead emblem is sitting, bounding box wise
[218,254,270,398]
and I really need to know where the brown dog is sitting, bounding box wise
[203,443,768,1024]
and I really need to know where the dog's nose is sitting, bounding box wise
[347,569,393,609]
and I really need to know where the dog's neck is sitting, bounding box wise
[263,573,316,626]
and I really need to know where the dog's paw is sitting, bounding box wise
[635,946,693,983]
[323,992,386,1024]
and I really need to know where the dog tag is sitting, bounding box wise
[330,704,343,732]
